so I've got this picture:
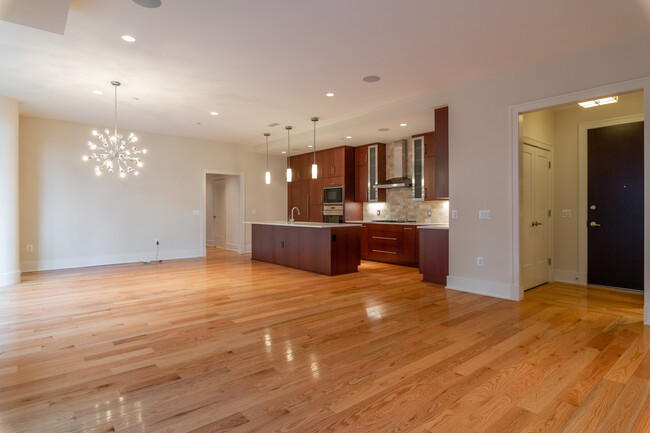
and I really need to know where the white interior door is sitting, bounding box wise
[213,178,226,248]
[522,144,551,290]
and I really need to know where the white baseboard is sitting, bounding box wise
[645,305,650,326]
[553,269,587,285]
[206,239,214,247]
[0,270,21,287]
[446,275,517,301]
[21,248,204,273]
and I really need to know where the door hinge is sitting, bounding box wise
[548,258,551,265]
[548,209,551,217]
[548,161,551,169]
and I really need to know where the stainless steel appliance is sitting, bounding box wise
[323,203,343,224]
[323,186,344,204]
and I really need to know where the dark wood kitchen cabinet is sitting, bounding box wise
[434,106,449,199]
[360,223,419,267]
[419,228,449,284]
[288,146,357,221]
[287,180,309,221]
[403,226,419,266]
[354,143,386,203]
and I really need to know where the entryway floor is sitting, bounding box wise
[526,281,644,320]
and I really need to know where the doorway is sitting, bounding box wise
[514,86,646,324]
[202,171,244,254]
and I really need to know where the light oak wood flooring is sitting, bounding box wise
[0,248,648,432]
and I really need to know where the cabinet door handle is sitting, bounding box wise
[372,236,397,241]
[372,249,398,255]
[404,227,413,230]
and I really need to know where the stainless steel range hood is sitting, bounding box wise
[374,140,412,189]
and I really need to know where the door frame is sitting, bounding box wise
[577,114,644,285]
[212,176,227,249]
[509,75,649,325]
[201,169,245,255]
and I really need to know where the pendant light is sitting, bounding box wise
[285,125,293,182]
[83,81,146,177]
[264,132,271,184]
[311,117,319,179]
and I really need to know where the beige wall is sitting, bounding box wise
[552,92,644,282]
[19,117,287,271]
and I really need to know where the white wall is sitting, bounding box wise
[439,33,650,300]
[19,117,287,271]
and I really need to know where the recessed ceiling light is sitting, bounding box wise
[210,112,218,116]
[346,136,352,139]
[308,145,313,148]
[93,90,103,95]
[121,35,136,43]
[363,75,381,83]
[378,128,389,132]
[326,92,335,97]
[281,151,286,154]
[400,123,407,127]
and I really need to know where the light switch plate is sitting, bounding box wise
[192,210,200,216]
[479,210,491,220]
[377,210,380,216]
[427,210,432,217]
[562,209,571,218]
[451,209,458,219]
[477,256,484,266]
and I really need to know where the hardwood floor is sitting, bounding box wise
[0,248,647,432]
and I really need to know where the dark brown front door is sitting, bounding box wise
[587,121,644,290]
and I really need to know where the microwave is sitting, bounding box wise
[323,186,343,204]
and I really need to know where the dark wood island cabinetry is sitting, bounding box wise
[250,222,361,275]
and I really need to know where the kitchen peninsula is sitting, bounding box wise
[249,222,362,275]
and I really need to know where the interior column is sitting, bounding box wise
[0,95,20,286]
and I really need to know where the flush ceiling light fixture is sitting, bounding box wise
[311,117,319,179]
[285,126,293,182]
[83,81,146,178]
[121,35,136,43]
[133,0,162,8]
[578,96,618,108]
[264,132,271,184]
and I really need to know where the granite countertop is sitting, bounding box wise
[245,221,363,228]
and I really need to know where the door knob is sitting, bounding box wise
[589,221,601,227]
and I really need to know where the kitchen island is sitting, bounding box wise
[248,222,362,275]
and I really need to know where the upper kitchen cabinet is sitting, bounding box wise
[412,132,435,201]
[322,147,345,178]
[434,106,449,199]
[411,105,449,201]
[355,143,386,203]
[289,152,311,181]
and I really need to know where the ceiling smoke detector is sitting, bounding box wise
[363,75,381,83]
[133,0,162,8]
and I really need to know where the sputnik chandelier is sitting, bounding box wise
[83,81,146,177]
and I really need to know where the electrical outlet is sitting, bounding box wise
[154,239,159,246]
[451,209,458,219]
[477,256,484,266]
[26,244,33,252]
[478,210,491,220]
[377,210,380,216]
[252,209,257,216]
[427,210,432,217]
[562,209,571,218]
[192,210,200,216]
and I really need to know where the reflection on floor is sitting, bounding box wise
[2,249,649,432]
[526,281,643,320]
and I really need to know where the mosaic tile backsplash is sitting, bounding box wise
[362,140,449,224]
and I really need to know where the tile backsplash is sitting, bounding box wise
[363,190,449,223]
[362,140,449,224]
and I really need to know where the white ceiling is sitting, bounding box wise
[1,0,649,155]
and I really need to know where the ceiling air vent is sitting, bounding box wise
[267,122,280,127]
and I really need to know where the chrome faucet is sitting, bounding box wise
[289,207,300,224]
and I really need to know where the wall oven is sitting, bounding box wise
[323,186,344,204]
[323,203,343,224]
